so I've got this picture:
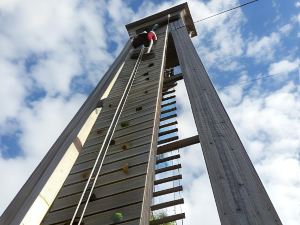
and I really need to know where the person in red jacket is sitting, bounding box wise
[132,24,159,54]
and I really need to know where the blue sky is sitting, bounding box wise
[0,0,299,224]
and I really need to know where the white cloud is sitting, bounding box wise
[295,1,300,8]
[269,58,299,75]
[247,32,280,62]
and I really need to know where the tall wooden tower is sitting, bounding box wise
[1,3,282,225]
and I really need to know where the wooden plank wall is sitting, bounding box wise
[41,26,168,225]
[170,19,282,225]
[0,41,132,225]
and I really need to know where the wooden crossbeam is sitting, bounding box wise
[161,107,177,115]
[156,154,180,164]
[151,198,184,211]
[157,136,178,145]
[158,128,178,137]
[160,114,177,122]
[159,121,177,129]
[157,135,199,155]
[150,213,185,225]
[155,164,181,174]
[161,100,176,108]
[162,90,175,95]
[154,175,182,185]
[153,185,183,197]
[163,73,183,84]
[162,95,175,101]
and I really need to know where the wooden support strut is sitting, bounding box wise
[152,185,183,197]
[171,19,282,225]
[157,135,200,155]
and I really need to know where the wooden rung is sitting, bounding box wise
[155,164,181,174]
[162,95,175,101]
[163,73,183,84]
[150,213,185,225]
[158,128,178,137]
[151,198,184,211]
[161,101,176,109]
[154,175,182,185]
[162,83,177,91]
[160,114,177,122]
[159,121,177,129]
[162,90,175,96]
[156,154,180,164]
[153,185,183,197]
[157,135,200,155]
[161,107,176,115]
[157,136,178,145]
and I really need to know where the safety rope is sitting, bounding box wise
[70,47,145,225]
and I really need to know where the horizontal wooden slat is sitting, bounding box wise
[159,121,177,129]
[151,198,184,211]
[153,185,183,197]
[51,175,146,212]
[157,136,178,145]
[156,154,180,164]
[158,128,178,137]
[155,164,181,174]
[154,175,182,185]
[161,100,176,109]
[44,188,145,225]
[157,135,199,155]
[150,213,185,225]
[160,114,177,122]
[59,163,148,198]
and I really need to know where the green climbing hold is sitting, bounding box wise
[112,212,123,223]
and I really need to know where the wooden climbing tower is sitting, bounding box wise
[1,3,282,225]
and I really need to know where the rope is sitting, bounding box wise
[70,47,145,224]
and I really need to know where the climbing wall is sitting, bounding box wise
[41,25,168,225]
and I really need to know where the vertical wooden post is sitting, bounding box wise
[171,19,282,225]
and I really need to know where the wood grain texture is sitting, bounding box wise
[171,19,282,225]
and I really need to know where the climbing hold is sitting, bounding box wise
[148,63,154,67]
[96,129,103,134]
[110,140,116,145]
[121,144,129,150]
[142,72,149,76]
[136,106,143,112]
[112,212,123,223]
[122,163,129,174]
[145,77,150,81]
[81,170,90,179]
[90,193,97,202]
[120,121,129,128]
[144,90,148,94]
[109,104,112,108]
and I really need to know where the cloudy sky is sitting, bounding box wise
[0,0,299,224]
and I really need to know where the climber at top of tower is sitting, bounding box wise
[132,24,159,54]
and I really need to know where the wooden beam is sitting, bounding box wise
[162,95,175,101]
[171,19,282,225]
[163,73,183,84]
[158,128,178,137]
[159,121,177,129]
[150,213,185,225]
[155,164,181,174]
[151,198,184,211]
[156,154,180,164]
[157,135,199,155]
[154,174,182,185]
[161,100,176,109]
[161,107,176,115]
[160,113,177,122]
[153,185,183,197]
[162,89,175,96]
[157,136,178,145]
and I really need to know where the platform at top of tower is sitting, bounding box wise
[125,2,197,38]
